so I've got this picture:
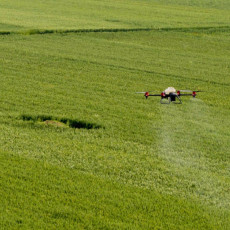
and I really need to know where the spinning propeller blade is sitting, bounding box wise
[135,91,156,94]
[179,90,192,92]
[180,90,204,92]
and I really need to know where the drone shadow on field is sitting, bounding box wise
[20,114,103,130]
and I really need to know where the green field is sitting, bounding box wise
[0,0,230,229]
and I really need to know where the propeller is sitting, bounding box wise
[135,91,156,94]
[179,90,192,92]
[179,90,204,92]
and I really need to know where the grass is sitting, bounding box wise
[0,0,230,31]
[1,152,228,229]
[0,0,230,229]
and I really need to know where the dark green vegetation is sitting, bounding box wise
[20,114,103,129]
[0,0,230,229]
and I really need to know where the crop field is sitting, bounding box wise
[0,0,230,229]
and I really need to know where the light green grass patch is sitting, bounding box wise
[1,152,229,229]
[0,0,229,31]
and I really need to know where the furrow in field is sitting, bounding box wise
[0,25,229,36]
[62,56,230,87]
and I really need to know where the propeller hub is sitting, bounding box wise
[161,92,166,98]
[192,91,196,97]
[145,92,149,98]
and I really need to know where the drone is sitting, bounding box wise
[136,87,202,104]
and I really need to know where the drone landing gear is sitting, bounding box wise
[175,95,182,104]
[160,95,182,104]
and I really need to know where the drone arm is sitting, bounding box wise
[180,93,197,98]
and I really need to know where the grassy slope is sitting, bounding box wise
[1,30,229,229]
[0,0,230,229]
[1,152,228,229]
[157,0,230,9]
[0,0,230,31]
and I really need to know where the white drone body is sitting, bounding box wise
[164,87,176,95]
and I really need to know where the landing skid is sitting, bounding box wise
[160,95,182,104]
